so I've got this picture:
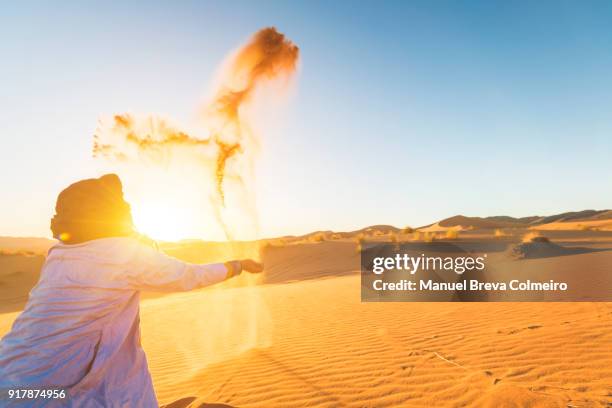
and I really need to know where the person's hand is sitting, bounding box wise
[240,259,264,274]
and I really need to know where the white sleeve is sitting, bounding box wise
[124,241,229,292]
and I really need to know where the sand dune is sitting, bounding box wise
[417,222,463,233]
[0,253,45,313]
[141,273,611,407]
[1,232,611,407]
[417,210,612,233]
[0,237,54,254]
[531,219,612,232]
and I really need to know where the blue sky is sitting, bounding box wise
[1,1,611,239]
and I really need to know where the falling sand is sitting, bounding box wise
[91,28,299,376]
[93,27,299,241]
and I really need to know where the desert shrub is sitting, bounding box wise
[389,232,401,249]
[494,229,505,238]
[311,233,326,243]
[445,229,459,240]
[261,238,288,251]
[522,231,547,243]
[401,226,414,234]
[354,233,366,253]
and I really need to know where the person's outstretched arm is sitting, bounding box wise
[122,239,263,292]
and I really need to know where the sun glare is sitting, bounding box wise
[105,164,233,242]
[132,201,197,242]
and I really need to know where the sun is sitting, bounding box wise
[131,201,197,242]
[109,165,231,242]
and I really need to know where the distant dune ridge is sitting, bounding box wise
[284,209,612,239]
[422,209,612,231]
[0,209,609,254]
[0,237,55,254]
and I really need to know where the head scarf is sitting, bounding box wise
[50,174,134,244]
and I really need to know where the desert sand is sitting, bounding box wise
[1,224,611,407]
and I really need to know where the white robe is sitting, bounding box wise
[0,237,229,407]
